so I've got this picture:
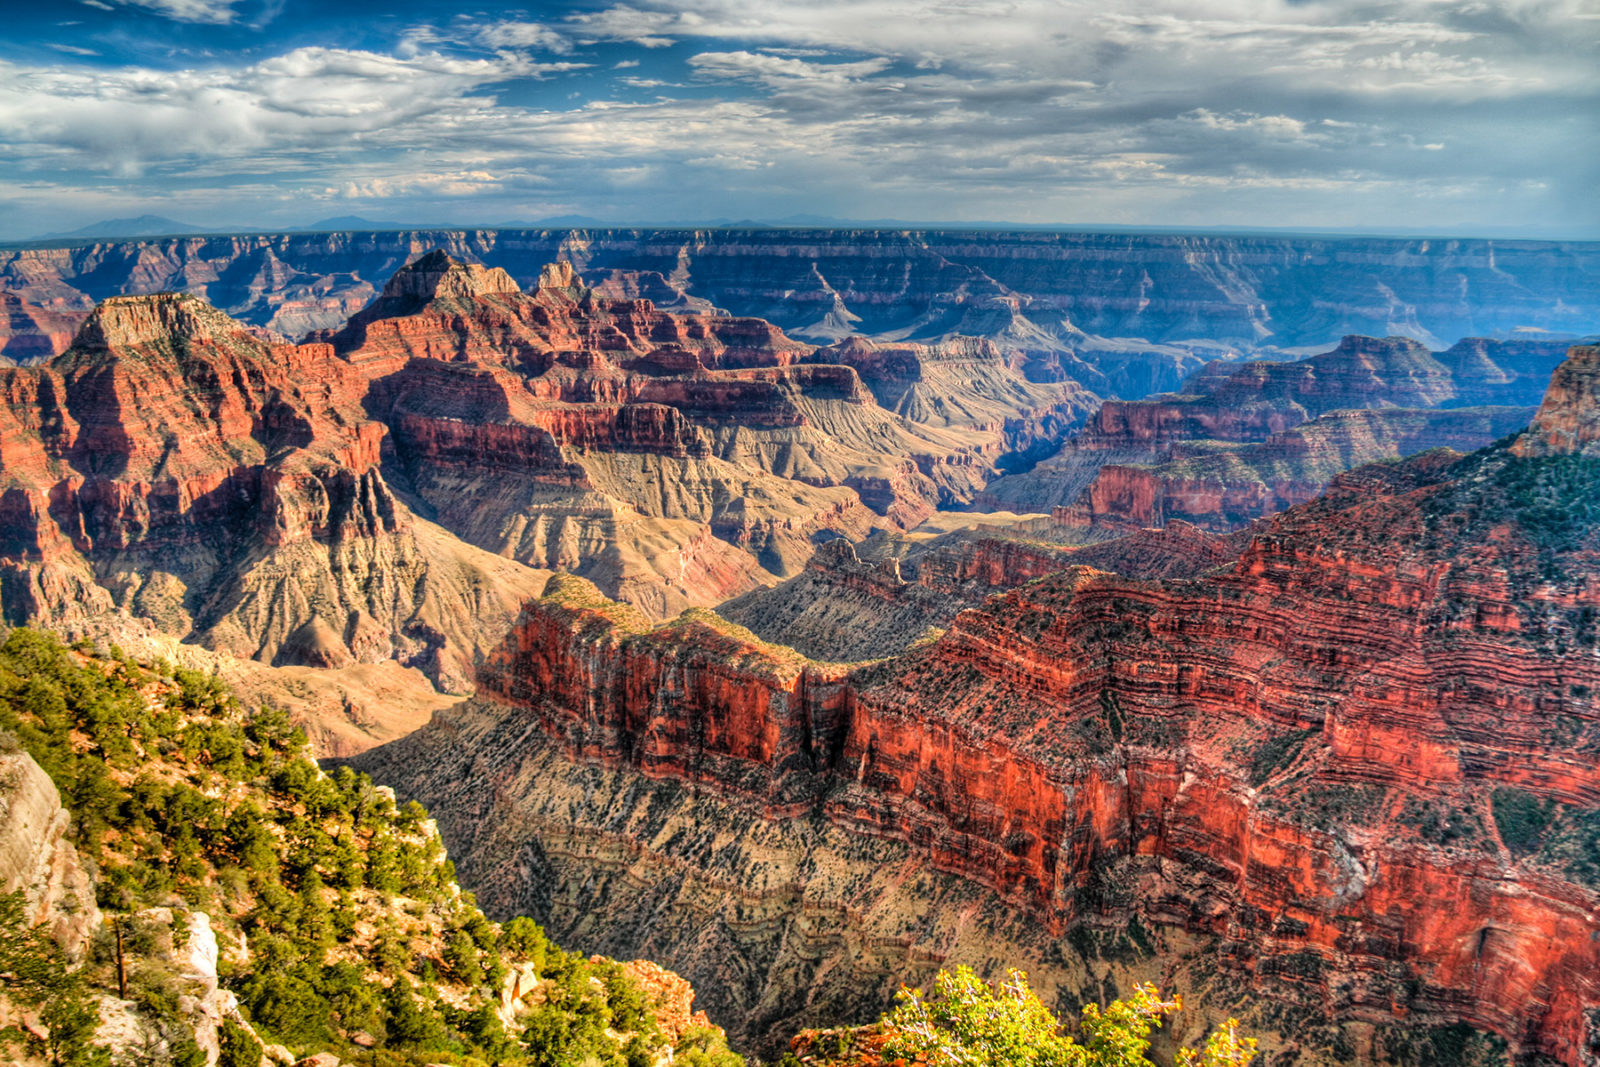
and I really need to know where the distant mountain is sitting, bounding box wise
[501,214,614,228]
[37,214,207,239]
[303,214,409,231]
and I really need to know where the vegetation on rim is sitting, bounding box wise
[0,628,742,1067]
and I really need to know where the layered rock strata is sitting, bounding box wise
[982,334,1564,525]
[359,345,1600,1065]
[720,520,1243,661]
[5,230,1595,390]
[0,252,1094,744]
[0,291,552,703]
[340,252,1086,613]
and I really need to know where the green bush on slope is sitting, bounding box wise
[880,966,1256,1067]
[0,628,743,1067]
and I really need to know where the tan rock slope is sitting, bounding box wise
[0,747,100,960]
[357,344,1600,1065]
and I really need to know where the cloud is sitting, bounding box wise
[4,0,1595,238]
[0,48,551,177]
[475,20,572,53]
[99,0,240,23]
[687,51,892,89]
[405,18,575,56]
[323,170,512,200]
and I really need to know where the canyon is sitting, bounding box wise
[0,250,1087,748]
[1,232,1597,1064]
[356,348,1600,1065]
[4,230,1598,397]
[982,333,1572,527]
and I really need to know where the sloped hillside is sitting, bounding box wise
[0,628,741,1067]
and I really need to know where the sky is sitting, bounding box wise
[0,0,1596,240]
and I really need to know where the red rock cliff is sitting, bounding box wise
[454,347,1600,1064]
[0,292,550,695]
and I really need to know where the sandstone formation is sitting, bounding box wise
[1053,405,1535,533]
[0,290,552,707]
[720,520,1243,661]
[1517,345,1600,457]
[332,251,1088,616]
[0,252,1096,747]
[0,747,100,959]
[357,345,1600,1065]
[982,334,1563,526]
[3,229,1595,394]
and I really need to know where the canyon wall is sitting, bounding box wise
[0,251,1097,746]
[358,345,1600,1065]
[0,289,553,749]
[4,229,1596,396]
[982,334,1566,526]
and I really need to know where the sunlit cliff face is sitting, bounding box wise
[357,346,1600,1064]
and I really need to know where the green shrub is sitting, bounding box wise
[880,966,1256,1067]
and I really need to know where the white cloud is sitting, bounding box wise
[101,0,240,24]
[324,170,509,200]
[688,51,892,89]
[0,48,553,177]
[475,20,572,53]
[1180,109,1314,142]
[4,0,1595,237]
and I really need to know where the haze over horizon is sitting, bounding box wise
[1,0,1597,242]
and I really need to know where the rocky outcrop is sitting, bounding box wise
[342,253,1075,611]
[0,748,100,960]
[358,345,1600,1065]
[0,292,552,704]
[89,907,255,1067]
[1517,344,1600,457]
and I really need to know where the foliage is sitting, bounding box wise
[1491,787,1557,857]
[0,628,734,1067]
[0,892,107,1067]
[880,966,1256,1067]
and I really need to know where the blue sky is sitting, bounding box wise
[1,0,1596,239]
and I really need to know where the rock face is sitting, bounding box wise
[3,230,1595,394]
[1517,344,1600,457]
[0,293,88,364]
[0,748,101,960]
[357,345,1600,1065]
[334,252,1089,616]
[1058,405,1536,532]
[983,334,1563,526]
[0,253,1093,745]
[0,291,552,705]
[719,520,1243,661]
